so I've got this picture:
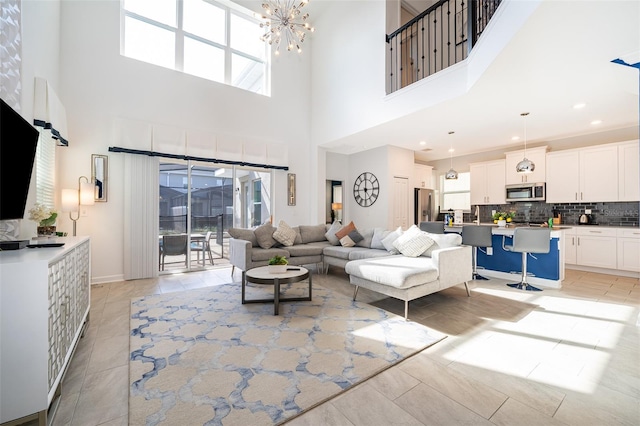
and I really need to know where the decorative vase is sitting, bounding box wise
[497,220,506,228]
[268,264,288,274]
[37,225,56,236]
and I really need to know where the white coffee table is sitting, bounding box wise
[243,266,312,315]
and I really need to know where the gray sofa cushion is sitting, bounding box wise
[228,228,258,247]
[323,245,361,260]
[345,256,439,289]
[286,244,325,257]
[299,224,328,244]
[251,247,289,262]
[292,226,303,245]
[348,248,394,261]
[254,222,277,249]
[324,221,342,245]
[371,228,389,250]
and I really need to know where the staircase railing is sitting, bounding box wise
[386,0,501,94]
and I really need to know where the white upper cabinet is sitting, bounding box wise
[618,141,640,201]
[505,146,547,184]
[546,143,621,203]
[413,164,433,189]
[470,159,506,205]
[546,150,580,203]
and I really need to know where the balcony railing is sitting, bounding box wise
[386,0,501,94]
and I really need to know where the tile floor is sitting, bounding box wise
[40,266,639,425]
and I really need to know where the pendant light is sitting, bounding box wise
[516,112,535,173]
[445,131,459,180]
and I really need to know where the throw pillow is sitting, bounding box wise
[299,224,328,243]
[254,222,277,249]
[325,221,342,245]
[355,227,374,248]
[370,227,390,250]
[335,221,356,240]
[340,229,364,247]
[228,228,258,247]
[381,226,403,254]
[393,225,435,257]
[421,233,463,257]
[273,220,297,247]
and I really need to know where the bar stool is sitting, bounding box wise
[461,225,493,280]
[503,227,551,291]
[419,221,445,234]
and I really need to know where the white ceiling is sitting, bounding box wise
[322,0,640,162]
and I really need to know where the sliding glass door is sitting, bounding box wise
[158,160,273,273]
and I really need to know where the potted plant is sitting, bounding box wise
[268,255,289,273]
[28,203,58,236]
[492,211,515,227]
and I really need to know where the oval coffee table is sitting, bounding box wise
[243,266,312,315]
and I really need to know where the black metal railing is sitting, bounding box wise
[386,0,501,93]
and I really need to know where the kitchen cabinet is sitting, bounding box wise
[546,143,618,203]
[618,141,640,201]
[575,227,617,269]
[505,146,547,184]
[413,164,433,189]
[0,237,90,425]
[617,228,640,272]
[563,227,577,265]
[470,159,505,205]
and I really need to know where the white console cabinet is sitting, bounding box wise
[0,237,90,425]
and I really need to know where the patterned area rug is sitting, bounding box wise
[129,281,446,425]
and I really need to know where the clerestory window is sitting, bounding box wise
[121,0,269,95]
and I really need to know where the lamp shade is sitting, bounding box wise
[331,202,342,210]
[61,188,79,212]
[80,181,95,205]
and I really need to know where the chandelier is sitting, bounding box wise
[445,131,459,180]
[516,112,535,173]
[260,0,314,55]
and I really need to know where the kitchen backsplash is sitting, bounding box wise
[440,202,639,227]
[476,201,639,227]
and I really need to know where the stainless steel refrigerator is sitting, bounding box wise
[414,188,438,225]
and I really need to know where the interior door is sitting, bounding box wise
[392,176,409,229]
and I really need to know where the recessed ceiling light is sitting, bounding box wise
[573,103,586,109]
[419,141,427,145]
[591,119,602,125]
[511,136,520,141]
[448,148,455,153]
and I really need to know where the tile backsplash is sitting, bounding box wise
[470,201,640,227]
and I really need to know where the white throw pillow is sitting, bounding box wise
[421,233,463,257]
[272,220,297,247]
[370,227,389,250]
[324,221,342,245]
[381,227,403,254]
[393,225,435,257]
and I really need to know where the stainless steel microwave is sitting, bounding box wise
[505,183,545,202]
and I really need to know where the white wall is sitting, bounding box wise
[41,0,313,283]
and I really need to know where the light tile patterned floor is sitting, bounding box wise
[41,266,639,425]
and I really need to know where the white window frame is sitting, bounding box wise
[440,171,471,212]
[120,0,270,95]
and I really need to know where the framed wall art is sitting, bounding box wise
[287,173,296,206]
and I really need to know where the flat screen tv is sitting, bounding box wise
[0,98,40,221]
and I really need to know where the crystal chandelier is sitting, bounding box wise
[516,112,535,173]
[260,0,314,55]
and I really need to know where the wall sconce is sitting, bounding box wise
[331,202,343,222]
[62,176,95,236]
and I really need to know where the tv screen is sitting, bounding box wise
[0,98,40,221]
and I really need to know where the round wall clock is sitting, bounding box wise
[353,172,379,207]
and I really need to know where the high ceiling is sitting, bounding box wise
[323,0,640,162]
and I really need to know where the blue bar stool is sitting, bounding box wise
[462,225,493,280]
[503,227,551,291]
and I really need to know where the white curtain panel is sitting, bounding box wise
[124,154,159,280]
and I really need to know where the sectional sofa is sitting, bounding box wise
[229,221,472,319]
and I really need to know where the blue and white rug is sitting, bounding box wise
[129,282,445,425]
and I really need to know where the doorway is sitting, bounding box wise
[326,180,343,224]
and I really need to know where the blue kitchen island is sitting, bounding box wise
[445,224,567,288]
[477,225,566,288]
